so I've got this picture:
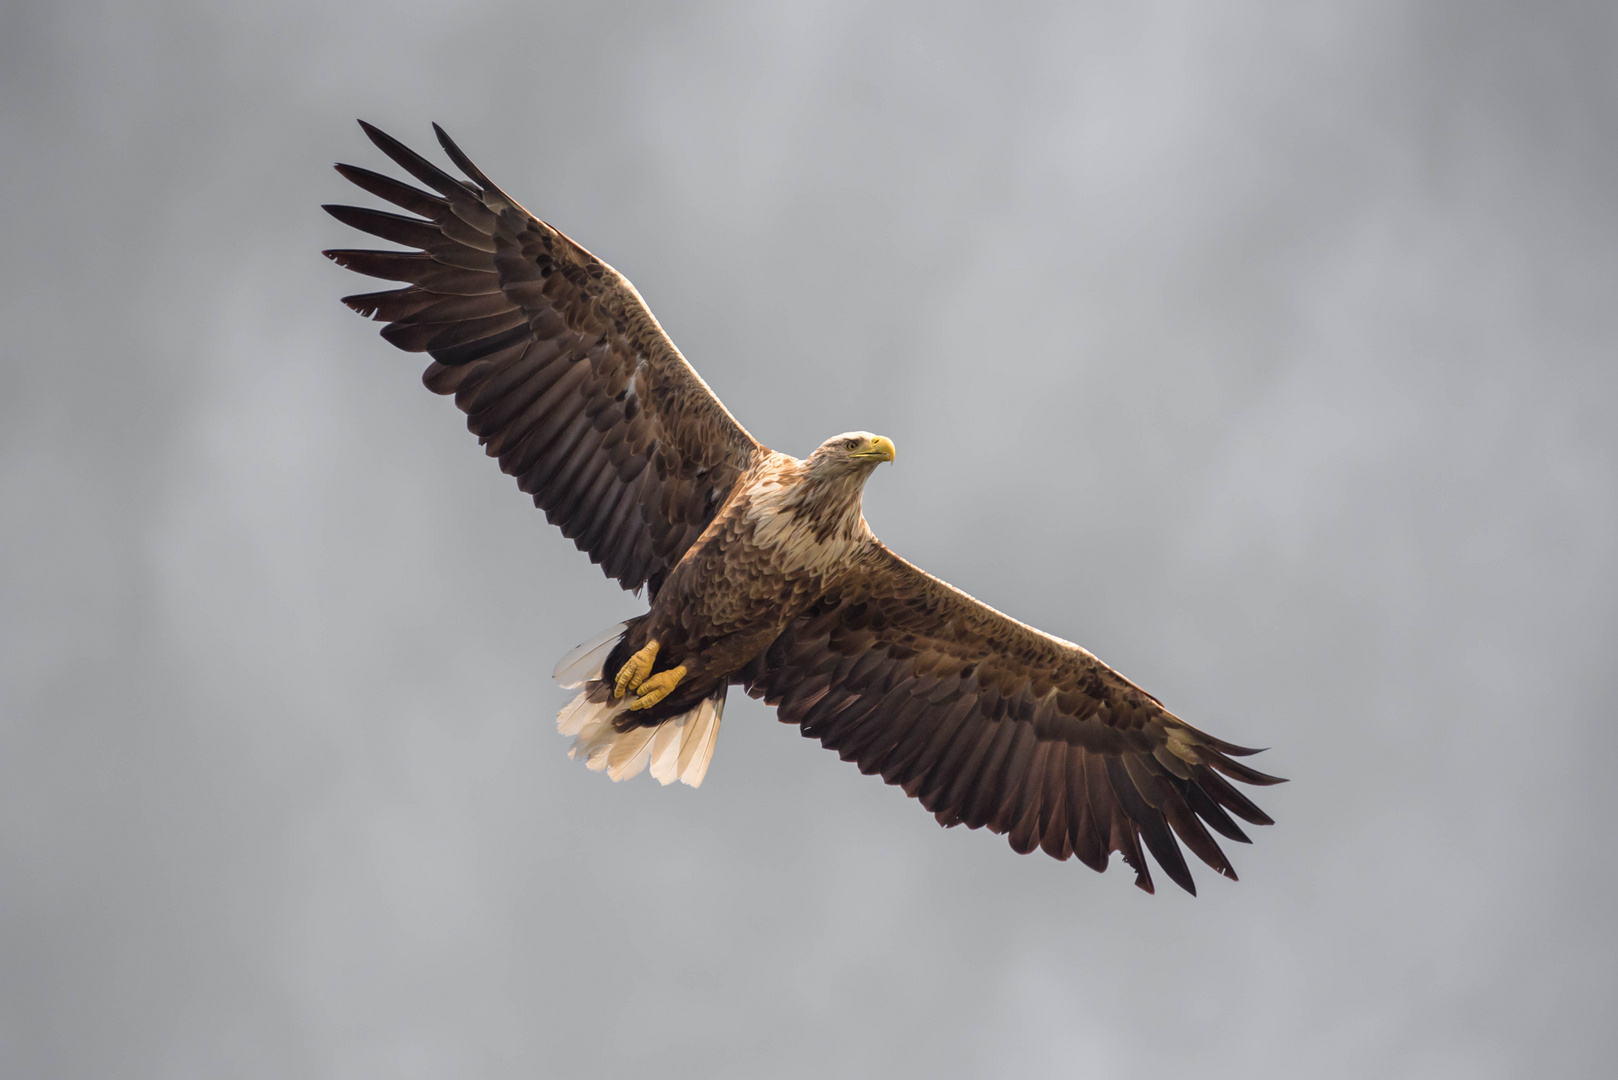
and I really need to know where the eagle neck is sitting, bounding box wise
[781,465,871,545]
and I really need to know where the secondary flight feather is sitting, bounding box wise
[323,121,1284,895]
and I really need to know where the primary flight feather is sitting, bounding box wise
[323,121,1284,895]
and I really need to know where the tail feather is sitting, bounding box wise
[648,716,686,783]
[557,688,608,737]
[606,723,660,781]
[677,695,725,787]
[553,622,631,689]
[554,623,725,787]
[562,693,628,768]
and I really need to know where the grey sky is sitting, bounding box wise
[2,1,1615,1076]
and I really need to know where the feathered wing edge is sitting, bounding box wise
[743,544,1285,896]
[323,121,762,598]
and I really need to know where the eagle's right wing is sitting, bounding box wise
[745,542,1284,895]
[324,122,762,597]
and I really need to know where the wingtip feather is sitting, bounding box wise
[431,122,520,207]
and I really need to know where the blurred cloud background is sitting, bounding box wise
[2,1,1615,1076]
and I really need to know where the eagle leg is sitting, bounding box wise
[614,640,660,698]
[629,666,688,711]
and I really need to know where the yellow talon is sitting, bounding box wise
[628,665,687,711]
[614,640,660,698]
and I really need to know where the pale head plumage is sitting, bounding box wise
[804,431,897,480]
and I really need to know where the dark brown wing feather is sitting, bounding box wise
[323,122,761,596]
[743,544,1284,895]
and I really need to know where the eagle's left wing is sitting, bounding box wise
[742,543,1283,895]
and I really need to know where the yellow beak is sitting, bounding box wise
[859,435,896,463]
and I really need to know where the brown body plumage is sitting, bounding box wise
[324,121,1285,895]
[600,446,881,722]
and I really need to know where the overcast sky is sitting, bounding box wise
[2,2,1615,1077]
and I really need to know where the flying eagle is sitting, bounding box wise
[323,122,1283,895]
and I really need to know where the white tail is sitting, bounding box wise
[552,621,631,688]
[553,624,725,787]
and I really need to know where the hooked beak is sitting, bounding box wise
[856,435,896,463]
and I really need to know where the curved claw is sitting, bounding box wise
[628,665,687,711]
[614,640,660,698]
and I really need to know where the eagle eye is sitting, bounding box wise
[843,438,860,450]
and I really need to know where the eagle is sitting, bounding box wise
[323,121,1284,895]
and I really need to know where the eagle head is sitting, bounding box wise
[805,431,897,479]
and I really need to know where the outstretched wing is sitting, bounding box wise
[743,544,1284,895]
[324,122,762,597]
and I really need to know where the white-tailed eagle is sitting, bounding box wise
[323,122,1284,895]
